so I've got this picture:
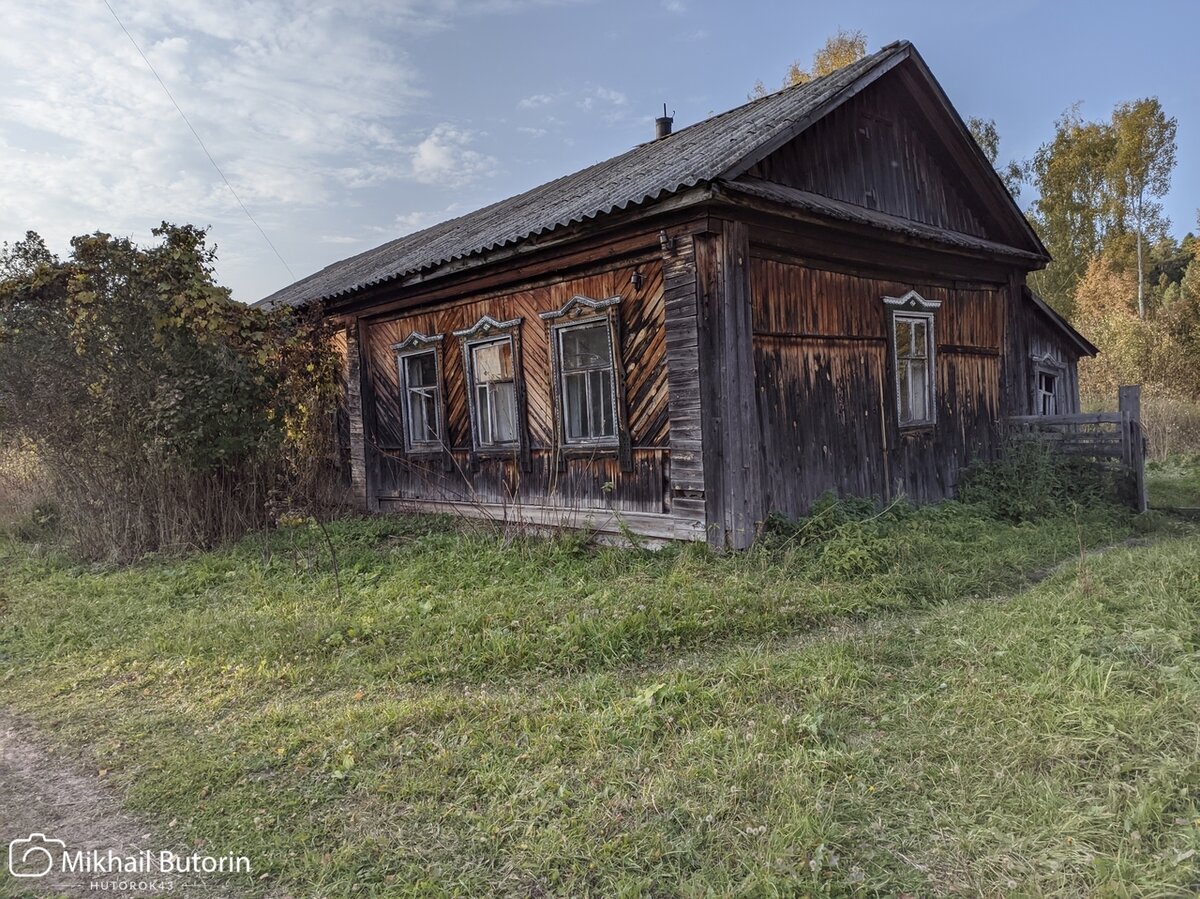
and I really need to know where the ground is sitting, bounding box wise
[0,495,1198,897]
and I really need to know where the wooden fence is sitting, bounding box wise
[1006,385,1148,512]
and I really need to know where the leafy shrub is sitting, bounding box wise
[957,439,1112,521]
[0,226,343,560]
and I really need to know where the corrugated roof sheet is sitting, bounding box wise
[258,43,909,309]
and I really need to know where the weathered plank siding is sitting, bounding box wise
[748,255,1005,516]
[746,77,991,241]
[1004,287,1082,416]
[360,260,674,517]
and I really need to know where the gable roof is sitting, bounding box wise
[259,40,1043,310]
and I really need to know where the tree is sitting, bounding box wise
[966,117,1023,199]
[1026,105,1121,315]
[751,28,867,98]
[0,225,339,559]
[0,231,57,282]
[1109,98,1177,319]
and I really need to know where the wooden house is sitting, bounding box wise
[261,40,1096,548]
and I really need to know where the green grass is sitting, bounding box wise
[1147,455,1200,509]
[1,501,1197,896]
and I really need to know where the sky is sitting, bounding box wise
[1,0,1196,303]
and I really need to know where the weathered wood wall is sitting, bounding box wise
[748,254,1006,515]
[746,76,993,241]
[1004,289,1082,416]
[361,260,672,515]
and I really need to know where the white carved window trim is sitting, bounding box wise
[392,333,444,453]
[884,291,941,428]
[453,315,524,452]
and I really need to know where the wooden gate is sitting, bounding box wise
[1006,385,1148,512]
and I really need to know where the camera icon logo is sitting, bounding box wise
[8,833,65,878]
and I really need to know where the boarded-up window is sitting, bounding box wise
[399,349,442,449]
[892,313,935,426]
[555,319,617,443]
[469,337,518,446]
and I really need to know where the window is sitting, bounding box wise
[1037,370,1058,416]
[469,337,518,447]
[892,313,936,426]
[398,348,442,450]
[555,319,617,443]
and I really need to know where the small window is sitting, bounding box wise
[893,313,935,426]
[398,348,442,450]
[469,337,519,447]
[1037,370,1058,416]
[555,319,617,443]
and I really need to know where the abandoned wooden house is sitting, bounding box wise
[260,39,1097,548]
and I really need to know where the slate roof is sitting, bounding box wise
[258,42,911,309]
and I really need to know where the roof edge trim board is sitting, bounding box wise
[716,179,1045,265]
[718,43,913,183]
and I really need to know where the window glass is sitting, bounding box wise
[401,350,441,447]
[557,320,617,442]
[470,338,519,447]
[893,314,934,426]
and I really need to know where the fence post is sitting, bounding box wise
[1118,385,1148,512]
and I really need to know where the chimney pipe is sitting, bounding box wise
[655,103,673,140]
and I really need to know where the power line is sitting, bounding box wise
[102,0,295,280]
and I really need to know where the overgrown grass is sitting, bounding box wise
[1,502,1197,896]
[1147,455,1200,509]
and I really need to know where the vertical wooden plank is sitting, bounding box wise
[663,231,709,534]
[696,221,766,549]
[1119,385,1147,512]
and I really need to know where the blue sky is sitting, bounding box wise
[1,0,1195,303]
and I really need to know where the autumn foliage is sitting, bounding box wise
[0,225,343,560]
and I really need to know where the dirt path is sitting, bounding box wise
[0,713,243,899]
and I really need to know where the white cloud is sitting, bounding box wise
[663,0,686,12]
[410,124,497,186]
[518,93,555,109]
[0,0,543,299]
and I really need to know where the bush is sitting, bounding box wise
[956,439,1112,521]
[0,226,343,561]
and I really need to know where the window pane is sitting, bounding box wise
[909,360,928,421]
[897,359,912,423]
[410,387,439,443]
[473,340,513,383]
[492,381,517,443]
[910,321,927,358]
[560,323,610,371]
[476,384,491,444]
[895,320,913,358]
[406,351,436,388]
[565,372,587,439]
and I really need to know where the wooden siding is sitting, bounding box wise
[749,255,1005,515]
[360,260,673,515]
[696,221,766,548]
[1005,287,1082,416]
[746,76,990,241]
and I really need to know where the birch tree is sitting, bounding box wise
[1110,99,1177,319]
